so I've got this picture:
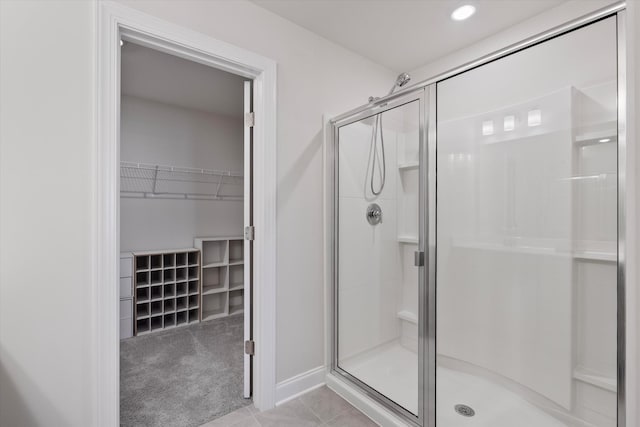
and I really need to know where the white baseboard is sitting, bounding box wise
[275,366,326,405]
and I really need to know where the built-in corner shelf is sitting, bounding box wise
[574,133,617,147]
[574,121,617,147]
[398,162,419,171]
[573,368,616,392]
[397,310,418,325]
[133,249,201,336]
[573,251,616,263]
[194,236,245,322]
[397,235,418,244]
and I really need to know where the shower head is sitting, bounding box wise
[369,73,412,103]
[387,72,411,95]
[396,73,411,88]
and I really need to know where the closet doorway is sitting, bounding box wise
[118,41,254,427]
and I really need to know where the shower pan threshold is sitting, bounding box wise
[340,341,570,427]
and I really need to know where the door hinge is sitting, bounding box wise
[245,340,255,355]
[245,112,255,127]
[244,226,255,241]
[414,251,425,267]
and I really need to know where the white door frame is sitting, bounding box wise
[96,2,277,425]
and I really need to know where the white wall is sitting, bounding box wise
[0,1,96,426]
[120,95,243,252]
[0,1,394,425]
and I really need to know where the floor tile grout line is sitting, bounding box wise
[298,390,355,425]
[249,412,261,426]
[298,396,324,422]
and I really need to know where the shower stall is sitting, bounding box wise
[327,4,626,427]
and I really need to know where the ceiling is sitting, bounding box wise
[121,42,246,117]
[251,0,566,71]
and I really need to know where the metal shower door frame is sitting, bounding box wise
[330,87,430,427]
[329,3,627,427]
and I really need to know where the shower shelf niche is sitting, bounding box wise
[195,236,245,321]
[573,368,616,392]
[398,162,419,171]
[452,240,616,262]
[574,120,617,147]
[397,235,418,244]
[397,310,418,325]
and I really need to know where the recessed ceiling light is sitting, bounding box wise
[599,138,611,143]
[451,5,476,21]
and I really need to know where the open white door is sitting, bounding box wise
[243,81,253,399]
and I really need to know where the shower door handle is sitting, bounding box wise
[414,251,424,267]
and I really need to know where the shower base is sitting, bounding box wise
[340,342,568,426]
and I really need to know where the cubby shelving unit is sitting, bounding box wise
[133,249,201,335]
[194,236,245,321]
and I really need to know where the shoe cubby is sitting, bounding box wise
[136,287,150,303]
[151,300,163,316]
[136,256,150,271]
[164,283,175,298]
[188,294,199,309]
[163,313,175,328]
[202,266,227,295]
[176,282,188,297]
[133,249,201,336]
[176,296,188,311]
[150,270,162,285]
[229,239,244,264]
[163,253,175,268]
[176,267,187,281]
[136,271,150,287]
[150,316,163,331]
[150,255,162,270]
[136,318,150,335]
[188,280,199,295]
[229,264,243,290]
[163,268,175,283]
[188,251,198,266]
[136,303,150,319]
[176,252,187,266]
[229,289,244,315]
[201,240,228,267]
[150,285,163,301]
[176,310,188,326]
[201,292,228,321]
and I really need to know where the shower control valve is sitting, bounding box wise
[366,203,383,226]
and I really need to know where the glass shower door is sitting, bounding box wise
[436,17,618,427]
[334,94,425,422]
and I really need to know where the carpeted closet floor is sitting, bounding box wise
[120,314,250,427]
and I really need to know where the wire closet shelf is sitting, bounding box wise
[120,161,243,201]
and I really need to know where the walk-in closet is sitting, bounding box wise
[118,42,251,427]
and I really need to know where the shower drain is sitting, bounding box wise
[454,404,476,417]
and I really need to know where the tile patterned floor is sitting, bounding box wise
[199,386,379,427]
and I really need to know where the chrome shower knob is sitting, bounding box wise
[366,203,383,225]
